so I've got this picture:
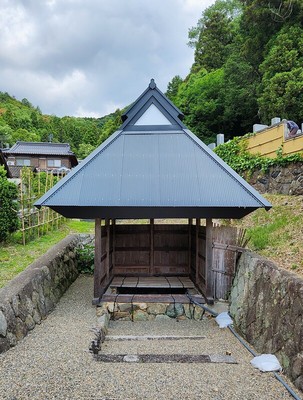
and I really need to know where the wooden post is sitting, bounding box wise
[188,219,192,275]
[195,218,200,285]
[205,218,214,301]
[150,219,154,276]
[106,219,110,282]
[94,218,102,299]
[112,219,116,271]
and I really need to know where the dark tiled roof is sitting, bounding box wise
[3,142,74,156]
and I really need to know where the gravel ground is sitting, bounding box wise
[0,275,298,400]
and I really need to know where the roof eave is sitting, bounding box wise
[39,205,266,220]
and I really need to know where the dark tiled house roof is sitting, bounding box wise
[3,141,78,167]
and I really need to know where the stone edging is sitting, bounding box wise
[0,234,82,353]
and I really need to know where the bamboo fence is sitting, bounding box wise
[19,168,66,245]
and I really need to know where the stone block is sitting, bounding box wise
[192,306,205,321]
[25,315,35,331]
[112,311,130,320]
[183,304,193,319]
[97,313,110,334]
[0,303,16,332]
[32,309,42,324]
[105,303,119,313]
[155,314,171,321]
[0,311,8,337]
[119,303,137,313]
[7,332,17,347]
[133,310,149,321]
[0,338,10,353]
[292,353,303,380]
[147,303,167,315]
[166,303,184,318]
[15,318,27,341]
[137,303,148,310]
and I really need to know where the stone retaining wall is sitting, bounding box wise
[230,251,303,391]
[0,235,82,353]
[247,162,303,195]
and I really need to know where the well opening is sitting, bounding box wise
[116,287,187,295]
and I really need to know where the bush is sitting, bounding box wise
[76,243,95,274]
[0,166,19,242]
[214,136,303,176]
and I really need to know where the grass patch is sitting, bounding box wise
[228,194,303,276]
[246,214,289,250]
[0,219,94,289]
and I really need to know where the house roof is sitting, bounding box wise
[3,142,78,167]
[35,80,271,219]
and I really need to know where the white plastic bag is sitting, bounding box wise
[215,312,233,328]
[250,354,282,372]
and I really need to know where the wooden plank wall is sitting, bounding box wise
[191,224,206,295]
[113,224,190,276]
[94,221,239,301]
[153,224,189,275]
[212,225,238,299]
[94,219,114,298]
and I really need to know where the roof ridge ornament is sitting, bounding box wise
[149,79,156,89]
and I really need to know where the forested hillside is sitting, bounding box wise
[1,0,302,155]
[0,92,123,158]
[166,0,303,144]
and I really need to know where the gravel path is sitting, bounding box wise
[0,276,297,400]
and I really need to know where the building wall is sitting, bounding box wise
[7,155,71,170]
[245,121,303,158]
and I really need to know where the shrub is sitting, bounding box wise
[214,136,303,176]
[76,243,95,274]
[0,166,19,242]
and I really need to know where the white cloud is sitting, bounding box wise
[0,0,215,117]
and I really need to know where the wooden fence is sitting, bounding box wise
[18,168,66,245]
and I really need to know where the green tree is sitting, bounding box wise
[238,0,298,69]
[222,49,259,135]
[258,26,303,122]
[174,68,225,142]
[165,75,183,102]
[11,128,40,143]
[78,143,96,159]
[189,0,241,72]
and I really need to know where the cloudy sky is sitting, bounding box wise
[0,0,215,118]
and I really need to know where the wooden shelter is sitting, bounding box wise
[35,79,271,303]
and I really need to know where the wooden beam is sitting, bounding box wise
[195,218,200,285]
[205,218,214,301]
[112,219,116,270]
[150,219,154,276]
[94,218,102,298]
[188,219,192,275]
[106,219,110,282]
